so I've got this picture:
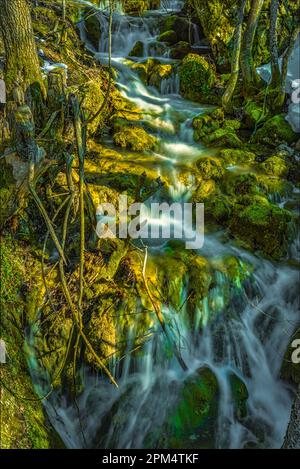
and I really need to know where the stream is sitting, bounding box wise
[28,0,299,449]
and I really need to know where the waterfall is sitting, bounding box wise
[27,1,299,450]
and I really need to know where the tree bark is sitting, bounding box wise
[0,0,44,97]
[270,0,281,88]
[240,0,265,92]
[282,386,300,449]
[222,0,247,110]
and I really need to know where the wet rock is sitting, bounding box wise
[196,157,224,180]
[229,372,249,420]
[113,125,157,152]
[169,41,191,60]
[123,0,149,16]
[230,195,294,259]
[205,128,242,148]
[160,15,190,43]
[129,41,144,57]
[148,367,219,449]
[84,8,101,49]
[179,54,216,102]
[261,155,289,178]
[219,149,256,164]
[253,115,299,146]
[157,30,178,45]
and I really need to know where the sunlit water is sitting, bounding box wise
[28,1,299,449]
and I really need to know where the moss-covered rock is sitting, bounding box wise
[179,54,216,102]
[261,155,289,177]
[84,8,101,49]
[193,109,242,147]
[224,173,259,196]
[196,157,224,180]
[254,115,298,146]
[230,195,294,258]
[123,0,149,15]
[205,195,232,224]
[244,100,266,128]
[204,128,242,148]
[170,41,191,60]
[160,15,190,43]
[157,30,178,45]
[229,373,249,420]
[148,367,219,448]
[219,149,256,164]
[129,40,144,57]
[113,125,157,152]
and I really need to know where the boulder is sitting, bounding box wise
[179,54,216,102]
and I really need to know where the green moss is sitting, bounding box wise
[254,115,298,145]
[230,196,294,258]
[205,195,232,224]
[244,100,266,128]
[113,126,156,152]
[123,0,149,15]
[262,155,288,177]
[229,373,249,420]
[148,367,219,449]
[179,54,216,102]
[129,41,144,57]
[196,157,224,180]
[157,30,177,45]
[160,15,190,43]
[219,149,256,164]
[224,173,259,196]
[169,42,190,60]
[204,128,242,148]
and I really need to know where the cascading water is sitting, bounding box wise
[27,1,299,449]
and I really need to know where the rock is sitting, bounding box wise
[170,41,191,60]
[262,155,289,177]
[113,125,157,152]
[193,179,216,200]
[129,40,144,57]
[230,195,294,258]
[219,149,256,164]
[179,54,216,102]
[123,0,148,15]
[160,15,190,43]
[84,8,101,49]
[244,100,266,128]
[254,115,299,146]
[229,373,249,420]
[204,128,242,148]
[157,30,178,45]
[205,195,232,224]
[148,367,219,449]
[224,173,259,196]
[196,157,224,180]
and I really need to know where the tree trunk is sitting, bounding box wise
[0,0,44,98]
[222,0,247,110]
[240,0,265,92]
[269,0,281,88]
[282,386,300,449]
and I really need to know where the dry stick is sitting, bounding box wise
[71,96,85,310]
[142,246,188,372]
[29,180,67,265]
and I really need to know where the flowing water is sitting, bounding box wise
[28,1,299,449]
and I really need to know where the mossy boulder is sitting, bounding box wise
[170,41,191,60]
[157,30,178,45]
[113,125,157,152]
[123,0,149,15]
[205,195,232,224]
[193,179,216,201]
[261,155,289,177]
[196,157,224,180]
[219,149,256,164]
[254,115,298,146]
[204,128,242,148]
[230,195,294,258]
[160,15,190,43]
[84,8,101,49]
[129,40,144,57]
[149,367,219,448]
[148,63,174,89]
[244,100,266,128]
[179,54,216,102]
[229,373,249,420]
[224,173,258,196]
